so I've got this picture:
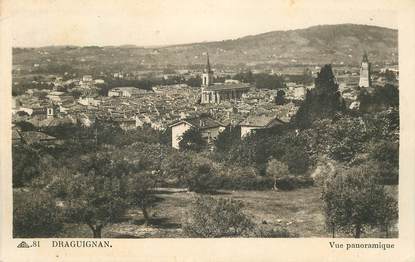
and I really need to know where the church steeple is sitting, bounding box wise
[205,52,212,73]
[362,51,369,63]
[202,52,213,87]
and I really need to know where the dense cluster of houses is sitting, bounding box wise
[12,53,398,149]
[12,58,302,149]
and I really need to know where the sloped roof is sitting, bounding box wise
[28,116,55,127]
[169,115,225,130]
[109,87,149,94]
[20,131,56,145]
[239,115,285,128]
[48,116,76,127]
[12,129,21,140]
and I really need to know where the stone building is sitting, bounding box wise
[200,54,250,104]
[239,114,285,138]
[169,114,225,149]
[358,52,371,88]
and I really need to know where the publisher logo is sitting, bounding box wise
[17,241,31,248]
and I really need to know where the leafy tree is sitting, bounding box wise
[266,159,289,190]
[116,126,164,146]
[214,126,240,153]
[185,156,217,193]
[128,171,159,225]
[368,141,399,184]
[384,69,397,83]
[321,165,398,238]
[233,70,254,84]
[160,127,172,146]
[228,132,278,170]
[375,191,398,237]
[363,109,399,142]
[179,128,207,152]
[266,131,311,174]
[226,127,311,175]
[227,135,258,167]
[182,196,254,237]
[119,142,167,172]
[327,116,368,163]
[161,151,193,186]
[16,111,30,117]
[185,75,202,87]
[70,89,83,99]
[13,190,63,237]
[47,154,131,238]
[254,73,285,89]
[95,83,110,96]
[359,84,399,113]
[282,144,310,174]
[12,145,41,187]
[94,120,124,145]
[14,121,36,131]
[42,123,83,140]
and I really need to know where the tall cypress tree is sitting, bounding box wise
[293,64,345,128]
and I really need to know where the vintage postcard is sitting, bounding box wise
[1,0,414,261]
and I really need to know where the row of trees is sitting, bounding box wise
[14,144,274,237]
[233,71,286,89]
[15,144,164,238]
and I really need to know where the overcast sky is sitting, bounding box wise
[6,0,399,47]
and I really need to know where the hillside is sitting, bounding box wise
[13,24,398,71]
[162,24,398,66]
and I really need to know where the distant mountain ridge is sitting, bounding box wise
[159,24,397,66]
[13,24,398,69]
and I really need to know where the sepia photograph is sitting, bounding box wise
[2,0,415,261]
[8,1,400,240]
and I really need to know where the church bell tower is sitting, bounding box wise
[359,52,371,88]
[202,53,213,87]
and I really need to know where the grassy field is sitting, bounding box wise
[56,185,398,238]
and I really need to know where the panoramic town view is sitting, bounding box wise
[12,23,399,238]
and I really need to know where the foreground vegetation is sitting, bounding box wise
[14,185,398,238]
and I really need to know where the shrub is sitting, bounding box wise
[283,145,311,175]
[220,175,275,190]
[179,128,207,152]
[276,175,314,190]
[13,191,63,238]
[204,175,270,191]
[186,162,218,193]
[245,224,294,238]
[182,196,254,237]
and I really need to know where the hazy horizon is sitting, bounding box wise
[7,0,398,48]
[12,23,398,49]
